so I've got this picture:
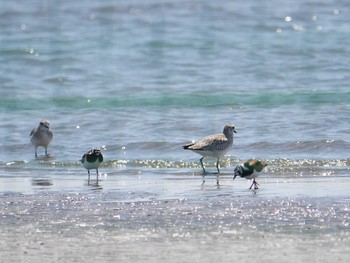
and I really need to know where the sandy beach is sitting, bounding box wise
[1,170,350,263]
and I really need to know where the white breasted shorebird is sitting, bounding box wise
[81,148,103,181]
[183,124,237,183]
[30,120,53,158]
[233,159,268,189]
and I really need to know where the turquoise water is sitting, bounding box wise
[1,0,350,262]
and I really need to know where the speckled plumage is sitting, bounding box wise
[233,159,268,189]
[81,148,103,181]
[183,124,237,177]
[29,120,53,157]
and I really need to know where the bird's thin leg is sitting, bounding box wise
[35,146,38,158]
[249,180,254,189]
[200,157,206,174]
[200,157,206,184]
[254,180,260,189]
[216,158,220,174]
[216,174,220,186]
[88,170,91,181]
[45,146,48,156]
[249,179,259,190]
[96,169,99,181]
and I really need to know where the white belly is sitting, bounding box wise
[83,160,101,170]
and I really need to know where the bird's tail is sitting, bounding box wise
[183,143,194,150]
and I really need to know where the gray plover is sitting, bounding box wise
[81,148,104,181]
[183,124,237,177]
[233,159,268,189]
[30,120,53,157]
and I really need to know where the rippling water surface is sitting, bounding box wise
[1,0,350,262]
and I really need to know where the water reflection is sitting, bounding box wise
[32,178,53,187]
[87,179,103,191]
[34,155,55,161]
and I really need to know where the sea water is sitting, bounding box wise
[0,0,349,262]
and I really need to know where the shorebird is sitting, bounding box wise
[233,159,268,189]
[183,124,237,180]
[30,120,53,157]
[81,148,103,181]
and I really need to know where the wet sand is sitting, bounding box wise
[1,171,350,262]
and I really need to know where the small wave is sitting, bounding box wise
[1,91,349,110]
[238,140,350,158]
[1,158,349,178]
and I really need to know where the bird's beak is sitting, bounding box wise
[234,129,237,133]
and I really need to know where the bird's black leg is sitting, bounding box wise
[254,180,260,189]
[200,157,206,174]
[88,170,91,181]
[216,158,220,174]
[200,157,206,184]
[249,179,259,190]
[249,181,254,189]
[96,169,99,181]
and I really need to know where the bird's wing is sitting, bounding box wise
[183,142,195,150]
[240,169,254,177]
[239,160,256,177]
[246,159,266,172]
[188,134,226,151]
[48,130,53,140]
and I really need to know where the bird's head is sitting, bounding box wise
[39,120,50,129]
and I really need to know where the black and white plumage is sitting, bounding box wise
[81,148,104,181]
[30,120,53,158]
[183,124,237,177]
[233,159,268,189]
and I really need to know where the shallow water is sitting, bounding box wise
[1,0,350,262]
[1,167,350,262]
[1,174,350,262]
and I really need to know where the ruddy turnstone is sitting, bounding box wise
[30,120,53,157]
[81,148,103,181]
[183,124,237,181]
[233,159,268,189]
